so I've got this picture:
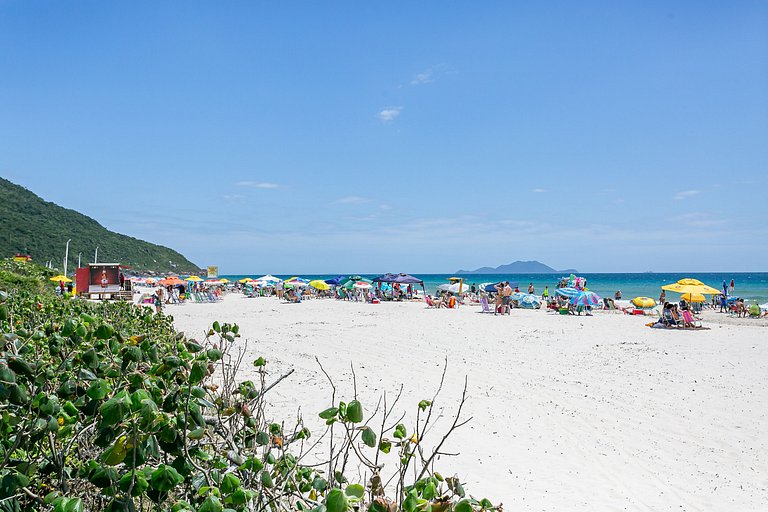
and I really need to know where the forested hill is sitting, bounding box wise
[0,177,200,274]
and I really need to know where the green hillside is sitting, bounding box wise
[0,177,200,274]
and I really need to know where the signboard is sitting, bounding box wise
[88,264,121,293]
[207,266,218,278]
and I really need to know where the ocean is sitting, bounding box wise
[220,272,768,304]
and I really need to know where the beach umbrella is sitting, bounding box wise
[238,278,253,283]
[555,287,579,298]
[519,293,541,309]
[50,275,73,283]
[325,275,347,286]
[255,274,281,283]
[220,278,229,283]
[185,276,204,282]
[661,278,721,295]
[631,297,656,308]
[341,277,372,289]
[159,277,185,286]
[353,281,372,289]
[680,293,706,303]
[310,280,330,290]
[437,283,466,294]
[285,277,309,288]
[571,291,600,307]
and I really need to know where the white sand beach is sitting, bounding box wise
[171,295,768,511]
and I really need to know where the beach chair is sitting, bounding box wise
[681,309,702,328]
[479,296,494,314]
[425,295,436,308]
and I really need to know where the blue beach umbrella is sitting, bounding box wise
[571,291,601,307]
[555,287,580,298]
[519,293,541,309]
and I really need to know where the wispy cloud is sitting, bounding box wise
[673,190,700,200]
[673,212,728,228]
[533,188,547,193]
[335,196,372,205]
[410,69,434,86]
[378,107,402,122]
[236,181,280,189]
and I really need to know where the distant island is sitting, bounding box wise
[455,260,578,274]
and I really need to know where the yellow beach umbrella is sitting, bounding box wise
[632,297,656,308]
[309,280,330,290]
[238,278,253,283]
[219,278,230,283]
[50,275,73,283]
[185,276,204,282]
[681,292,706,303]
[661,278,720,295]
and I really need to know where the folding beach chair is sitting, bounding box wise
[479,296,494,314]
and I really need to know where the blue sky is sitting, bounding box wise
[1,1,767,273]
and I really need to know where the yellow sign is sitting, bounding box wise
[207,266,218,278]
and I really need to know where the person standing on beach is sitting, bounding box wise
[730,278,735,294]
[659,290,666,305]
[723,280,728,296]
[542,286,549,301]
[528,282,535,294]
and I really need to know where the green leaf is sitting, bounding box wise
[378,440,392,454]
[150,464,184,492]
[199,495,224,512]
[346,400,363,423]
[418,399,432,411]
[260,471,273,488]
[403,491,418,512]
[345,484,365,499]
[423,481,437,500]
[189,361,207,384]
[220,473,240,494]
[212,321,221,333]
[253,356,266,367]
[361,426,377,448]
[319,407,338,420]
[394,424,407,439]
[325,488,348,512]
[86,379,112,400]
[99,391,131,427]
[454,499,472,512]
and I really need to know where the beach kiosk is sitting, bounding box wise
[76,263,129,300]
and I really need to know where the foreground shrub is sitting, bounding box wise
[0,291,499,511]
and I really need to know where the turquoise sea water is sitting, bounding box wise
[220,272,768,304]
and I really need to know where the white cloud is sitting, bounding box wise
[533,188,547,193]
[236,181,279,189]
[335,196,372,205]
[411,69,434,85]
[673,190,700,200]
[378,107,402,122]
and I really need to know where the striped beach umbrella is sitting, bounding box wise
[555,287,579,298]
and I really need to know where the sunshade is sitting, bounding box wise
[159,277,185,286]
[220,278,229,283]
[555,287,579,298]
[517,293,540,309]
[238,278,253,283]
[681,293,706,303]
[50,275,73,283]
[325,276,347,286]
[255,274,281,283]
[309,280,330,290]
[341,277,372,289]
[285,277,309,288]
[661,278,721,295]
[353,281,372,289]
[437,283,467,294]
[571,291,600,307]
[632,297,656,308]
[185,276,204,282]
